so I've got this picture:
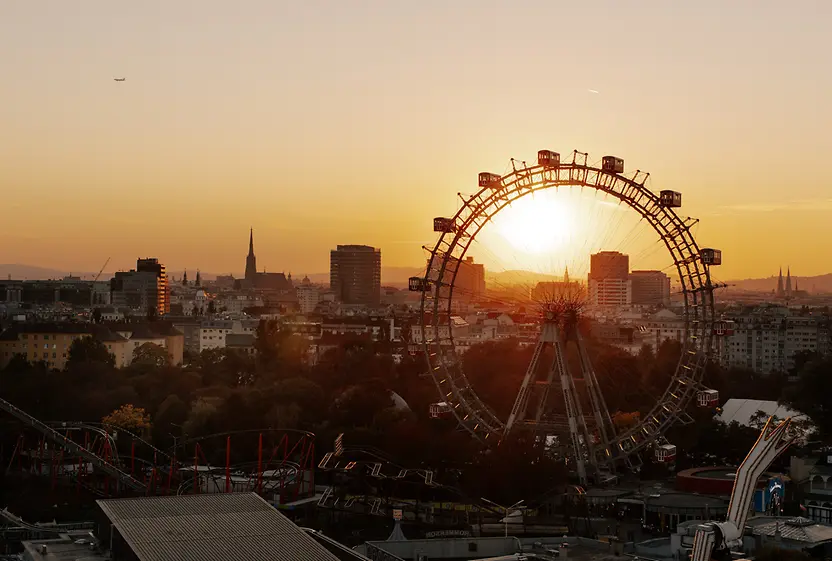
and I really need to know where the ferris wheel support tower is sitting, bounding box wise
[504,309,620,485]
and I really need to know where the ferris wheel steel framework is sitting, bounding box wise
[417,150,718,470]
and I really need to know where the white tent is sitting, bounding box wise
[716,398,806,427]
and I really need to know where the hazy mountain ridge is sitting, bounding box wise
[0,264,425,286]
[4,263,832,294]
[725,274,832,294]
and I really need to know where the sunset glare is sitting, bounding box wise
[494,192,573,255]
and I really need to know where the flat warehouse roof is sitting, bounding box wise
[97,492,340,561]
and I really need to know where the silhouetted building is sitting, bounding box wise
[588,251,631,307]
[426,255,485,300]
[245,228,257,284]
[776,267,794,300]
[330,245,381,306]
[0,277,109,307]
[456,256,486,299]
[110,258,170,315]
[242,229,293,292]
[531,268,585,302]
[629,270,670,306]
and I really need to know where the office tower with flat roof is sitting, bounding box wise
[330,245,382,306]
[588,251,631,308]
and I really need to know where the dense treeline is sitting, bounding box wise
[1,320,829,503]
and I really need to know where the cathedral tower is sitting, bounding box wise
[776,267,784,298]
[245,228,257,284]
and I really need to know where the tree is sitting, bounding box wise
[132,343,170,368]
[103,404,151,432]
[151,394,189,446]
[183,397,222,436]
[782,355,832,438]
[67,336,115,368]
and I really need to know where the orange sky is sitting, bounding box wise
[1,1,830,280]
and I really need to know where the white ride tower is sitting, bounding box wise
[690,416,794,561]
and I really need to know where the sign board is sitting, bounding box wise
[393,509,403,521]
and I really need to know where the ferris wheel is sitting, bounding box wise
[410,149,722,485]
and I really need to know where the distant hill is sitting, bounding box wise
[11,261,829,294]
[0,264,97,281]
[0,264,424,287]
[726,274,832,294]
[487,270,562,287]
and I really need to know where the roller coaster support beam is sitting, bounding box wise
[0,397,147,492]
[257,433,263,494]
[690,416,793,561]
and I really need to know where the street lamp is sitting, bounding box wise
[480,497,525,537]
[169,422,186,457]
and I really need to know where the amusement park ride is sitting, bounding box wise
[410,149,733,485]
[691,416,794,561]
[0,395,316,501]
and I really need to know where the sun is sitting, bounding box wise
[493,191,573,254]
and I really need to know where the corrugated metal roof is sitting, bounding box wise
[97,493,340,561]
[716,398,805,427]
[750,517,832,544]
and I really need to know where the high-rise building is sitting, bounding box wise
[629,270,671,306]
[426,255,486,300]
[456,256,486,299]
[588,251,630,308]
[330,245,381,306]
[111,258,170,315]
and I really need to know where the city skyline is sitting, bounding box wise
[2,1,831,278]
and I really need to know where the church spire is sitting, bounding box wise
[245,228,258,284]
[564,267,570,284]
[786,267,792,298]
[776,267,784,298]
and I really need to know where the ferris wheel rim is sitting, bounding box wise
[418,153,716,461]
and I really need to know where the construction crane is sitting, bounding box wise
[690,416,794,561]
[93,257,111,282]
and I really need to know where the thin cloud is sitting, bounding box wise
[588,89,600,94]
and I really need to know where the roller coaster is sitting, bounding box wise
[0,395,315,502]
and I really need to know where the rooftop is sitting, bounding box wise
[97,492,341,561]
[746,516,832,545]
[21,532,106,561]
[716,398,805,426]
